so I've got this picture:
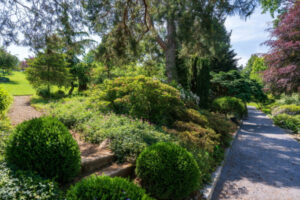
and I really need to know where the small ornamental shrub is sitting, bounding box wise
[90,75,184,125]
[0,162,62,200]
[273,114,300,133]
[275,93,300,106]
[212,96,247,119]
[272,104,300,116]
[6,117,81,183]
[66,175,153,200]
[136,142,200,200]
[77,113,172,162]
[49,97,94,128]
[0,87,12,114]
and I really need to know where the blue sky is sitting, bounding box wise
[7,6,273,67]
[225,7,273,66]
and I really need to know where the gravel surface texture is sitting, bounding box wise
[8,96,42,126]
[212,106,300,200]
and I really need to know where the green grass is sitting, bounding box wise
[0,71,35,96]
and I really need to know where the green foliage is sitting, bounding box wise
[272,104,300,116]
[5,117,81,183]
[275,93,300,106]
[191,57,211,108]
[0,162,62,200]
[273,114,300,133]
[0,48,19,73]
[0,87,12,114]
[212,96,247,119]
[90,75,184,125]
[136,142,200,200]
[249,57,268,84]
[0,117,12,161]
[66,175,153,200]
[26,35,70,95]
[77,113,172,162]
[211,70,267,103]
[48,97,94,128]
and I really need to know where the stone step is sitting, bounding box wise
[94,163,135,178]
[80,149,115,175]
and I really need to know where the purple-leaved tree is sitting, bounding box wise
[263,1,300,94]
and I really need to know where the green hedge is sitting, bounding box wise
[6,117,81,183]
[136,142,200,199]
[66,175,153,200]
[212,96,247,119]
[0,162,62,200]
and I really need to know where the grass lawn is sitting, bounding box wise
[0,71,35,96]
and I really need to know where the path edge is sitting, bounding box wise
[201,119,244,200]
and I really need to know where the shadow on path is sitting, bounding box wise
[212,106,300,200]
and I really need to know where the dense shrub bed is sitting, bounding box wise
[77,113,173,162]
[66,175,153,200]
[0,162,62,200]
[42,76,237,198]
[272,104,300,116]
[273,114,300,133]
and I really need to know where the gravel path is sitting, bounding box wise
[212,106,300,200]
[8,96,42,126]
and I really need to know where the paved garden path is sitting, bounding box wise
[8,96,42,126]
[212,106,300,200]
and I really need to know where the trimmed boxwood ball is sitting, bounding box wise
[5,117,81,183]
[136,142,200,200]
[66,175,154,200]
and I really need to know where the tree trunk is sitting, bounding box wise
[68,81,75,95]
[165,18,177,83]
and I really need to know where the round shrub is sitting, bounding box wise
[66,175,153,200]
[0,87,12,114]
[5,117,81,183]
[212,96,247,119]
[136,142,200,199]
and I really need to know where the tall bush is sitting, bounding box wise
[90,75,184,125]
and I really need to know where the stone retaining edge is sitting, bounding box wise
[201,120,244,200]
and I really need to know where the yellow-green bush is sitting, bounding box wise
[272,104,300,116]
[0,87,12,114]
[212,96,247,119]
[273,114,300,133]
[90,75,184,125]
